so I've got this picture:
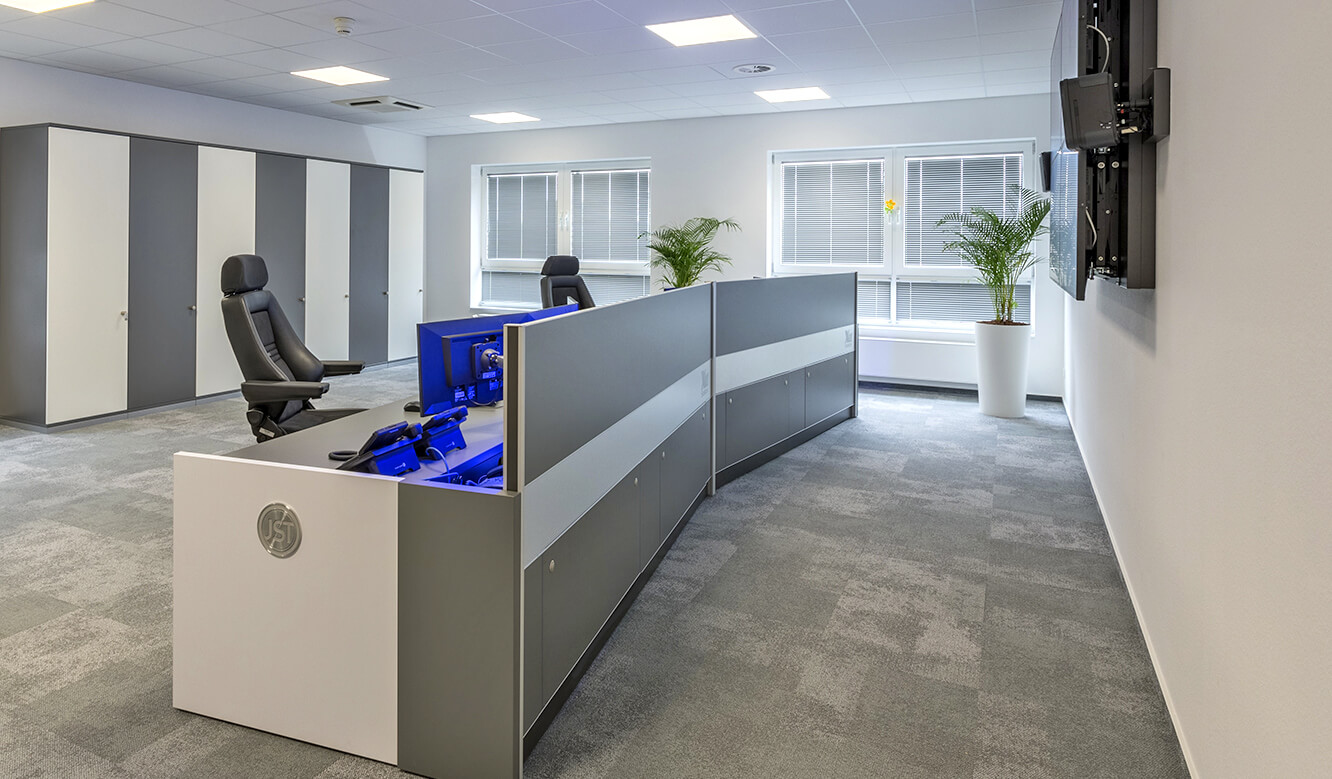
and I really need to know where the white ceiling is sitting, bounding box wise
[0,0,1059,136]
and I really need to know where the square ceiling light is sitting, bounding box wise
[0,0,94,11]
[291,66,388,86]
[471,112,540,124]
[755,87,831,103]
[646,15,757,47]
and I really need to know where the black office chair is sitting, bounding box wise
[539,255,595,310]
[220,254,365,443]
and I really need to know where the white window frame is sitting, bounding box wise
[770,140,1038,336]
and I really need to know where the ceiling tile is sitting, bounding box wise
[227,46,330,71]
[634,64,726,85]
[598,85,680,102]
[482,36,584,64]
[432,14,546,46]
[906,85,986,101]
[881,35,981,64]
[88,37,209,66]
[849,0,974,25]
[982,49,1050,71]
[206,15,332,47]
[984,66,1049,85]
[768,26,875,55]
[172,56,272,80]
[737,1,860,36]
[0,28,76,57]
[979,29,1054,55]
[864,14,977,46]
[351,27,470,56]
[559,24,671,54]
[837,92,912,107]
[114,0,261,27]
[274,2,409,36]
[352,0,492,24]
[976,3,1062,34]
[890,55,981,79]
[0,15,129,47]
[595,0,730,25]
[784,46,887,72]
[33,47,153,74]
[901,72,985,92]
[282,37,391,65]
[116,63,220,87]
[985,81,1047,97]
[470,0,573,11]
[142,27,270,56]
[56,3,192,37]
[506,1,633,37]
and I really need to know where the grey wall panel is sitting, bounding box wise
[637,456,661,570]
[787,368,806,435]
[521,285,711,483]
[254,153,306,340]
[399,485,520,779]
[806,353,856,424]
[349,164,389,365]
[661,405,710,537]
[128,138,198,411]
[0,126,48,424]
[523,562,542,734]
[724,375,789,468]
[714,273,856,357]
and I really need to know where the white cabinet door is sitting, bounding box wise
[305,160,351,361]
[387,169,424,361]
[195,146,255,397]
[46,128,130,424]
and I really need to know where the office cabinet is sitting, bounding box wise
[0,123,423,428]
[195,145,255,397]
[388,170,424,361]
[661,406,710,537]
[637,456,662,569]
[255,153,307,340]
[305,160,351,361]
[806,353,855,424]
[523,563,542,733]
[723,376,789,468]
[47,129,130,424]
[350,165,390,365]
[786,367,806,435]
[128,138,198,411]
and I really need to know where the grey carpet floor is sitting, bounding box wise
[0,363,1188,778]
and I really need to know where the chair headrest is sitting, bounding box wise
[541,255,580,277]
[221,254,269,295]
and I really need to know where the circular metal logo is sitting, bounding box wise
[257,503,301,559]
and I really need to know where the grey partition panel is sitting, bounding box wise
[254,153,306,339]
[349,164,389,365]
[541,472,638,702]
[523,563,542,734]
[128,138,198,411]
[399,485,521,779]
[519,285,711,482]
[0,126,48,425]
[806,353,856,424]
[714,273,857,356]
[661,406,711,537]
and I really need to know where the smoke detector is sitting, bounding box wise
[333,96,428,113]
[333,16,355,36]
[733,63,775,75]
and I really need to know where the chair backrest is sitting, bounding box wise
[539,254,595,310]
[220,254,324,422]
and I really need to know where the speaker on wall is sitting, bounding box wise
[1039,151,1053,192]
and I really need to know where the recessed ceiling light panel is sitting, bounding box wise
[291,66,388,86]
[755,86,831,103]
[471,112,540,124]
[646,15,757,47]
[0,0,94,11]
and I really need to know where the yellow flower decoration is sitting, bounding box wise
[884,199,897,213]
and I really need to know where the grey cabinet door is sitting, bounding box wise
[127,138,198,410]
[806,354,855,424]
[723,375,789,468]
[787,368,806,434]
[637,456,662,570]
[348,165,389,365]
[662,406,710,536]
[255,153,306,340]
[523,563,543,732]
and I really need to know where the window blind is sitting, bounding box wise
[781,159,885,265]
[480,271,650,309]
[904,153,1023,267]
[571,169,650,263]
[486,172,558,262]
[897,280,1031,324]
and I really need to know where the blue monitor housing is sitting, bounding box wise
[417,305,577,416]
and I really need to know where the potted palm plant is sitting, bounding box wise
[936,186,1051,418]
[641,217,740,289]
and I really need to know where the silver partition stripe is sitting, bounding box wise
[714,273,857,357]
[518,285,711,482]
[521,361,710,568]
[715,325,855,394]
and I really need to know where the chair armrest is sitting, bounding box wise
[241,381,329,404]
[322,360,364,377]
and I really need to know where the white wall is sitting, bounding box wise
[0,57,425,170]
[426,95,1064,397]
[1062,1,1332,775]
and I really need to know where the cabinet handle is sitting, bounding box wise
[548,559,556,573]
[383,291,389,295]
[298,297,305,303]
[188,305,197,311]
[633,477,639,486]
[344,294,350,299]
[728,397,732,404]
[661,451,666,459]
[784,379,788,386]
[119,311,128,321]
[418,288,423,293]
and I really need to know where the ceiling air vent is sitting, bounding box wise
[732,63,775,75]
[333,96,428,113]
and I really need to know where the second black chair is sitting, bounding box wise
[220,254,365,442]
[539,254,595,310]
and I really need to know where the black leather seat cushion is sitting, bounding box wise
[279,407,364,434]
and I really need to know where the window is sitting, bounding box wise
[478,161,650,310]
[774,142,1035,330]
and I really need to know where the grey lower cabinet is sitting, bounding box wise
[718,355,853,471]
[127,138,199,411]
[525,404,710,732]
[806,353,856,424]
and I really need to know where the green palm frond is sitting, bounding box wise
[640,217,740,289]
[935,185,1051,324]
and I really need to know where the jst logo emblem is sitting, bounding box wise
[257,503,301,559]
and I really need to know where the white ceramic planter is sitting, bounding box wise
[974,322,1031,418]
